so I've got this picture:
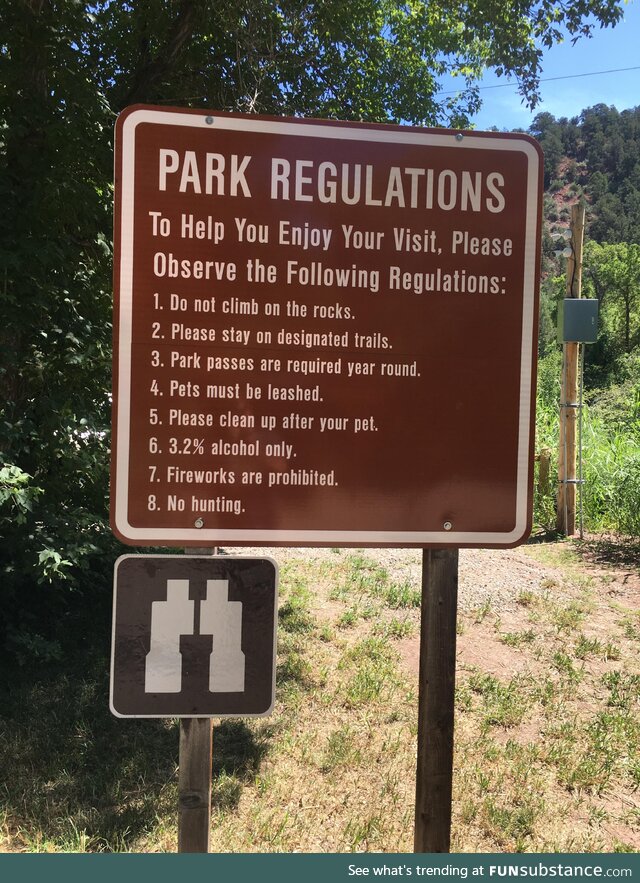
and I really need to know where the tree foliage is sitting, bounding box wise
[584,241,640,358]
[533,104,640,243]
[534,102,640,382]
[0,0,628,659]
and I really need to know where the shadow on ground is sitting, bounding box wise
[574,536,640,570]
[0,636,271,851]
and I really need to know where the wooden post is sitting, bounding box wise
[414,548,459,853]
[178,718,213,852]
[557,202,585,536]
[178,545,216,853]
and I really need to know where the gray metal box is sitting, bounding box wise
[558,298,599,343]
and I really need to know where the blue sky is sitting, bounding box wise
[437,0,640,132]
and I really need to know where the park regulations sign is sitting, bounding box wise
[111,107,542,548]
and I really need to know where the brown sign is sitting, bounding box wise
[112,107,542,547]
[110,555,278,718]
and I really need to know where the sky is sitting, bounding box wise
[436,0,640,132]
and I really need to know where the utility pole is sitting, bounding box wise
[557,202,585,536]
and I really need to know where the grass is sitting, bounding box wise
[573,633,605,659]
[374,617,414,640]
[534,352,640,538]
[338,638,403,708]
[465,672,532,729]
[500,630,536,648]
[320,726,362,773]
[331,555,419,610]
[1,540,639,852]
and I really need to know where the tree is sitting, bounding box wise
[531,112,564,187]
[585,242,640,352]
[590,193,629,242]
[0,0,628,659]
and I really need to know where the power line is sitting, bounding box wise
[149,63,640,107]
[435,65,640,96]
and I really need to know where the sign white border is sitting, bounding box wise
[113,110,541,547]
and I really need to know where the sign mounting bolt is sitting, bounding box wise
[443,521,453,531]
[195,518,204,528]
[455,133,463,141]
[205,116,214,125]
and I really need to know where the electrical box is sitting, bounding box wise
[557,298,599,343]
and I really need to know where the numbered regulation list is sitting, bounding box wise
[111,111,541,545]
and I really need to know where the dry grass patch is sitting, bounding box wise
[206,560,418,852]
[451,540,640,852]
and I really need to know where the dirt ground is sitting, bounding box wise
[399,537,640,678]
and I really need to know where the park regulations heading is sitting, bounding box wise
[111,107,543,548]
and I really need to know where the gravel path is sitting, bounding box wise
[222,545,559,612]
